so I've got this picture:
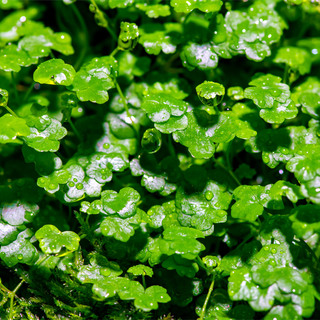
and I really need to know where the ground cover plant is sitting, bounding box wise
[1,0,320,319]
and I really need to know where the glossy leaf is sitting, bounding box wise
[170,0,223,13]
[35,224,80,254]
[0,114,30,143]
[69,56,118,104]
[33,59,76,86]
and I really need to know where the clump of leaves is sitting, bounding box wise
[1,0,320,319]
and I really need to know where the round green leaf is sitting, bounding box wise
[35,224,80,254]
[33,59,76,86]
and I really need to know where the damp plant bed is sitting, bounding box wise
[1,0,320,319]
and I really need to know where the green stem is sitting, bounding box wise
[199,276,215,320]
[196,256,210,275]
[283,64,290,84]
[23,81,34,102]
[213,160,241,186]
[114,79,134,124]
[89,0,117,41]
[11,72,19,104]
[5,106,18,117]
[9,280,24,320]
[71,3,89,70]
[49,50,55,59]
[110,46,120,57]
[142,274,146,289]
[68,118,82,141]
[167,135,176,158]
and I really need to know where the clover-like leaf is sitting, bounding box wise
[176,181,232,233]
[100,210,142,242]
[22,145,63,176]
[69,56,118,104]
[37,168,71,193]
[298,37,320,63]
[139,23,182,55]
[274,47,312,75]
[35,224,80,254]
[286,145,320,203]
[24,115,67,152]
[0,44,38,72]
[181,43,219,71]
[223,2,286,62]
[147,201,180,230]
[0,114,31,143]
[173,110,215,159]
[0,229,39,267]
[33,59,76,86]
[196,81,225,107]
[162,255,199,278]
[130,156,179,196]
[136,4,171,18]
[170,0,223,13]
[231,185,269,222]
[244,74,291,109]
[101,187,140,218]
[127,264,153,277]
[0,201,39,226]
[18,29,74,58]
[228,243,315,314]
[299,92,320,119]
[289,205,320,239]
[134,286,171,311]
[160,226,205,260]
[142,93,189,134]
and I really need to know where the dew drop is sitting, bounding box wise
[76,183,84,190]
[17,254,23,260]
[69,181,75,187]
[264,245,270,251]
[271,248,277,254]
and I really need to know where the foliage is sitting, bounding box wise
[1,0,320,319]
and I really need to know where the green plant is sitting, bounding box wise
[1,0,320,319]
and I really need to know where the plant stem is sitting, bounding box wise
[5,106,18,117]
[199,275,215,320]
[196,256,210,275]
[167,135,176,158]
[283,64,290,84]
[11,72,19,104]
[9,280,24,320]
[71,3,89,70]
[110,46,120,57]
[213,159,241,186]
[49,50,55,59]
[23,81,34,102]
[89,0,117,41]
[142,274,146,289]
[68,118,82,141]
[114,79,134,124]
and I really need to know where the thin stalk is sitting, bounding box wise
[142,274,146,289]
[49,50,55,59]
[199,276,215,320]
[9,280,25,320]
[68,118,82,141]
[283,64,290,84]
[213,160,241,186]
[23,81,34,102]
[11,72,19,104]
[114,80,134,124]
[196,256,210,275]
[110,46,120,57]
[89,0,117,41]
[71,3,89,70]
[5,106,18,117]
[167,135,176,158]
